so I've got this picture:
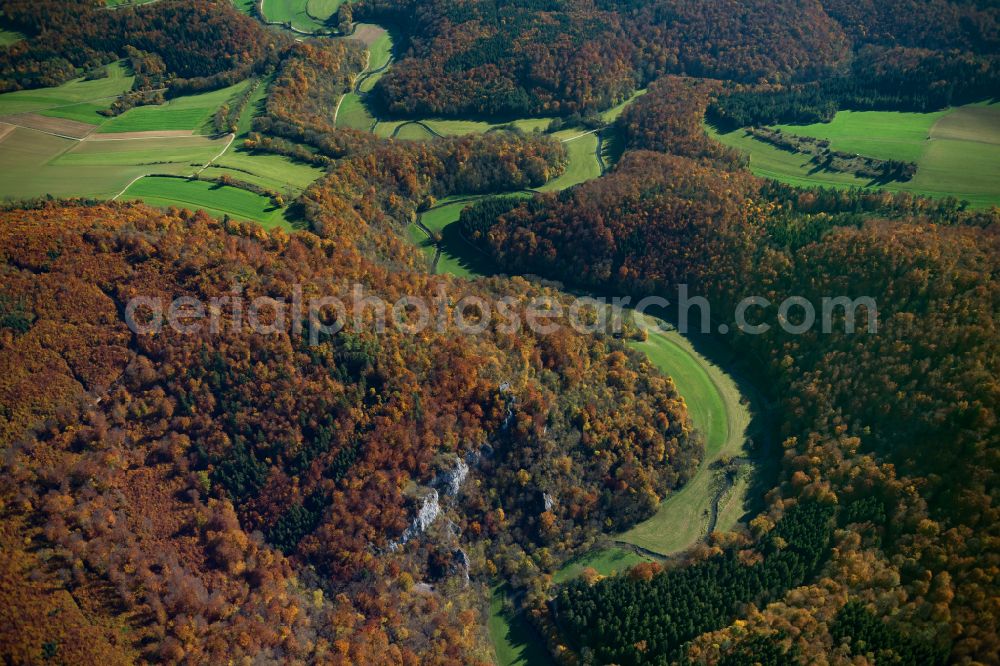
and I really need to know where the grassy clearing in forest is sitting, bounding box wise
[489,586,555,666]
[305,0,343,22]
[537,130,601,192]
[0,27,25,46]
[260,0,329,32]
[209,151,324,195]
[0,62,133,120]
[394,122,437,141]
[601,88,647,123]
[97,81,252,134]
[618,316,753,556]
[709,102,1000,208]
[417,200,491,278]
[337,93,376,131]
[552,547,653,584]
[121,176,296,230]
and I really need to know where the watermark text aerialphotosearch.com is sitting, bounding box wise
[125,283,878,343]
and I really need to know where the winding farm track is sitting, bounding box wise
[353,56,393,94]
[390,120,445,139]
[412,214,443,272]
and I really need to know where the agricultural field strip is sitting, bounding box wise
[708,104,1000,208]
[0,73,310,219]
[2,91,162,116]
[0,120,88,142]
[109,130,233,202]
[0,118,215,144]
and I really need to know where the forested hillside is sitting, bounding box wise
[0,0,282,93]
[0,202,699,662]
[349,0,997,122]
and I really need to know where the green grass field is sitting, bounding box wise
[305,0,342,21]
[0,68,320,222]
[601,88,647,123]
[364,27,393,71]
[618,314,753,556]
[380,91,641,144]
[230,77,269,137]
[40,102,110,125]
[552,547,652,584]
[0,27,25,46]
[395,122,437,141]
[631,327,729,457]
[417,200,492,278]
[97,80,252,134]
[370,116,552,141]
[352,24,393,93]
[261,0,328,32]
[0,129,226,201]
[0,62,133,120]
[210,151,325,194]
[537,131,601,192]
[53,135,223,168]
[122,176,296,230]
[775,109,947,162]
[337,26,393,128]
[489,586,554,666]
[417,117,551,137]
[709,102,1000,208]
[336,93,376,131]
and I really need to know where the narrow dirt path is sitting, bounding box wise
[196,132,236,174]
[111,131,234,201]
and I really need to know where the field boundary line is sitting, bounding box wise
[196,132,237,174]
[0,122,83,141]
[112,174,145,201]
[561,128,598,143]
[84,134,202,141]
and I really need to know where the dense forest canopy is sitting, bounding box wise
[349,0,998,120]
[0,202,699,661]
[0,0,282,93]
